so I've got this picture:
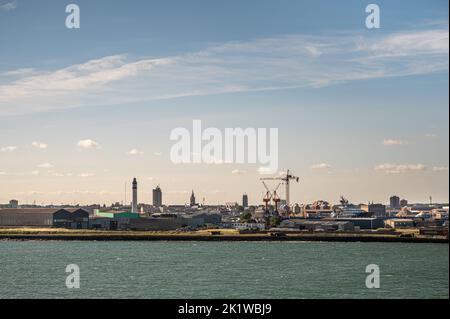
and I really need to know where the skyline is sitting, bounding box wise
[0,0,449,205]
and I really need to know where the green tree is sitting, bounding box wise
[269,216,282,227]
[240,212,252,223]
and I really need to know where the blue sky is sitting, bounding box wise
[0,0,448,205]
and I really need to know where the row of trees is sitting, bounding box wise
[239,212,281,227]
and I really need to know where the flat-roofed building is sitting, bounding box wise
[384,218,415,229]
[279,219,354,232]
[333,217,385,230]
[129,217,188,231]
[360,203,386,217]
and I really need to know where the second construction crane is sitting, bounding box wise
[260,169,299,207]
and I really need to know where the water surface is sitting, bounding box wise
[0,241,448,299]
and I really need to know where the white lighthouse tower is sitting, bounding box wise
[132,178,138,213]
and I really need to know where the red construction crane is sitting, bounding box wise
[260,169,299,207]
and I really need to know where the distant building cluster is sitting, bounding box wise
[0,179,448,238]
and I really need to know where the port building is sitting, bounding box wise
[0,208,90,228]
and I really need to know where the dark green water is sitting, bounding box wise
[0,241,448,299]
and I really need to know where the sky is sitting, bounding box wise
[0,0,448,206]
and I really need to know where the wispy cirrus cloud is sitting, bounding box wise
[127,149,144,155]
[37,163,53,168]
[79,173,94,178]
[0,29,448,116]
[311,163,332,169]
[1,145,17,152]
[375,163,427,174]
[31,141,48,149]
[432,166,449,172]
[383,139,406,146]
[0,1,18,12]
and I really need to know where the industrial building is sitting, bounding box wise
[385,219,415,229]
[360,203,386,217]
[279,219,354,232]
[0,208,90,228]
[0,208,55,226]
[53,208,90,229]
[228,222,266,231]
[189,212,222,225]
[333,217,385,230]
[129,216,188,231]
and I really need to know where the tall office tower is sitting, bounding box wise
[242,194,249,208]
[390,195,400,209]
[153,185,162,207]
[190,190,196,206]
[132,178,138,213]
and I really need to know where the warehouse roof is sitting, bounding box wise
[0,208,62,215]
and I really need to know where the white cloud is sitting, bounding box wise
[153,152,162,156]
[51,172,66,177]
[98,190,120,196]
[375,163,427,174]
[383,139,405,146]
[311,163,331,169]
[257,167,274,175]
[432,166,449,172]
[77,139,99,149]
[127,149,144,155]
[31,141,48,149]
[79,173,94,177]
[0,29,447,116]
[425,133,438,138]
[231,169,247,174]
[356,30,449,58]
[1,146,17,152]
[37,163,53,168]
[3,68,35,76]
[0,1,17,12]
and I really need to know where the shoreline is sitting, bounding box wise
[0,232,448,243]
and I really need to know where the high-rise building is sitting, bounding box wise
[153,185,162,207]
[132,178,138,213]
[190,190,196,206]
[390,196,400,209]
[400,199,408,207]
[242,194,249,208]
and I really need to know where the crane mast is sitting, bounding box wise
[260,169,299,207]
